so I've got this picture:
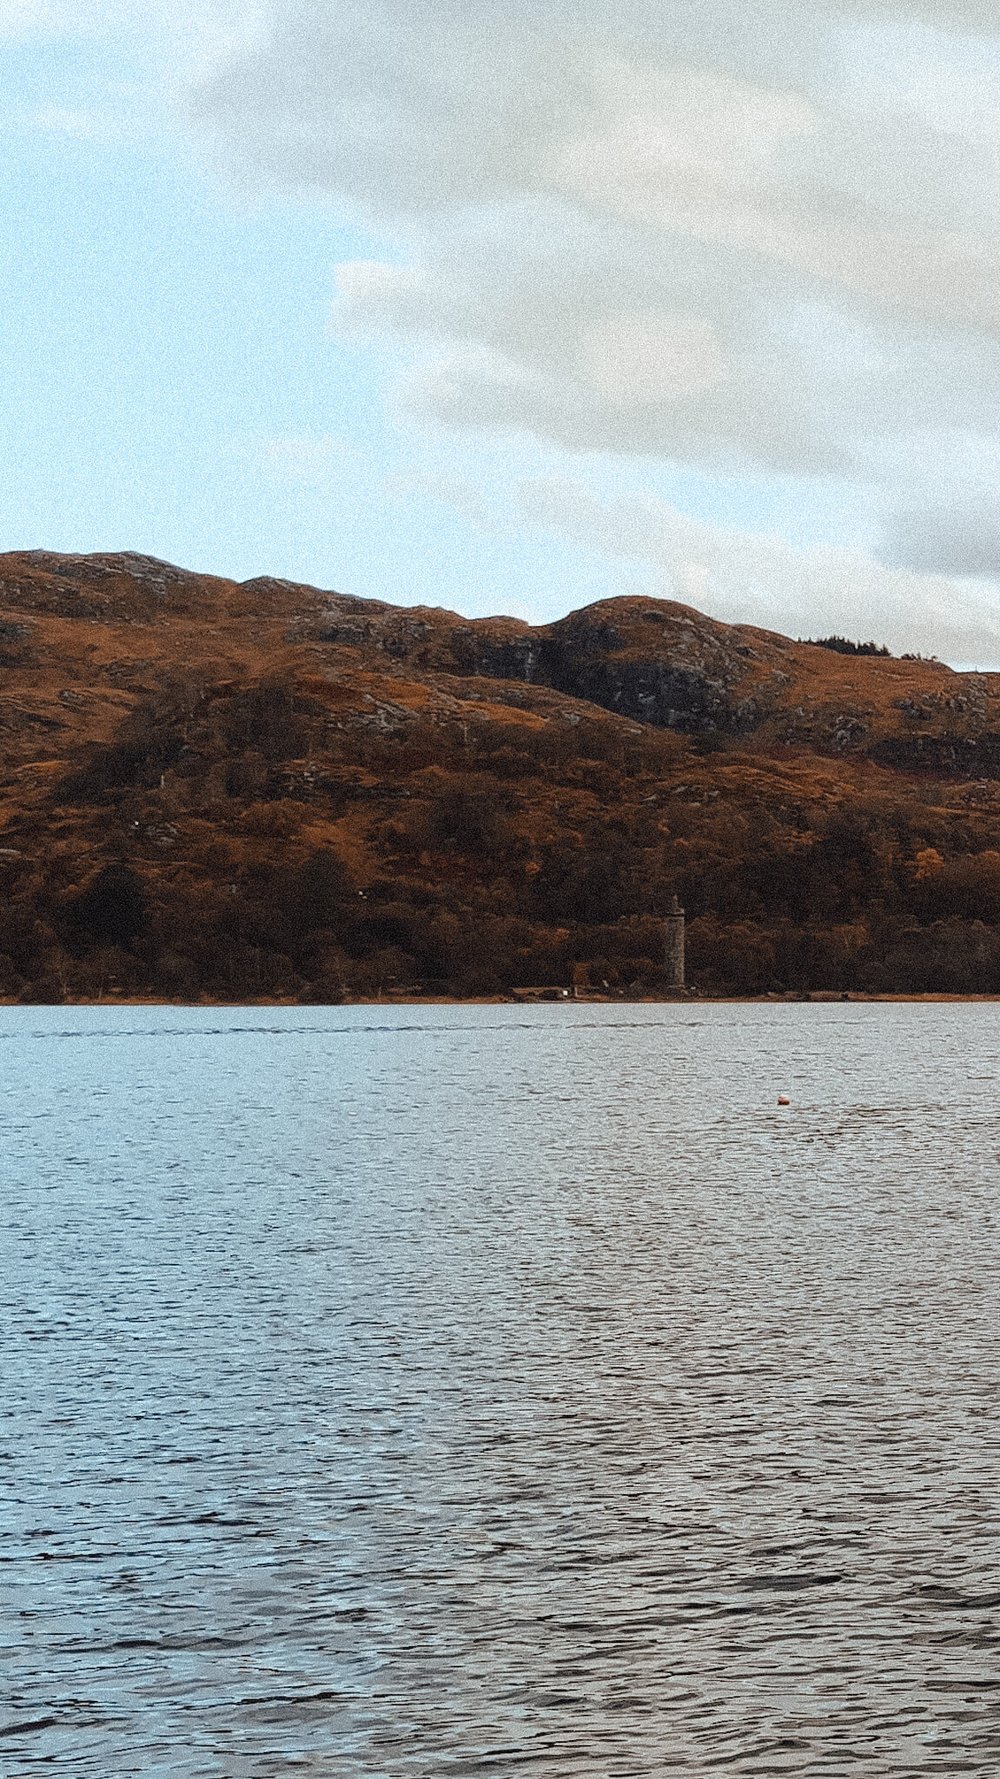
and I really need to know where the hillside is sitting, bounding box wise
[3,549,1000,999]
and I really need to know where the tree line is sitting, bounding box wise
[3,670,1000,999]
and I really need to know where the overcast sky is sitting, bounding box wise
[3,1,1000,661]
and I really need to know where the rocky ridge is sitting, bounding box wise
[2,548,996,769]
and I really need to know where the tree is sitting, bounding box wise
[65,864,148,951]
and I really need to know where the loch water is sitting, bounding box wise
[3,1002,1000,1777]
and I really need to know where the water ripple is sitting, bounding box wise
[2,1003,1000,1774]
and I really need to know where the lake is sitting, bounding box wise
[3,1003,1000,1776]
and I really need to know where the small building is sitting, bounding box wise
[665,894,685,989]
[570,962,590,999]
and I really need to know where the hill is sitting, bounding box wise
[3,549,1000,999]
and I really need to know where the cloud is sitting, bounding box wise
[0,0,271,63]
[107,0,989,658]
[891,507,1000,577]
[10,0,995,654]
[513,474,1000,665]
[0,0,64,32]
[194,7,1000,461]
[180,1,1000,643]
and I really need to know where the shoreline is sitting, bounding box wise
[2,992,1000,1008]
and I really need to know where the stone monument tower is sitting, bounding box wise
[665,894,685,989]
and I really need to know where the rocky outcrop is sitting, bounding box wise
[2,548,1000,772]
[309,594,778,734]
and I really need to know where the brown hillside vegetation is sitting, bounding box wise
[4,548,1000,999]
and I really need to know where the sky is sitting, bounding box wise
[3,2,1000,661]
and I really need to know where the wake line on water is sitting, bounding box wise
[0,1019,711,1042]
